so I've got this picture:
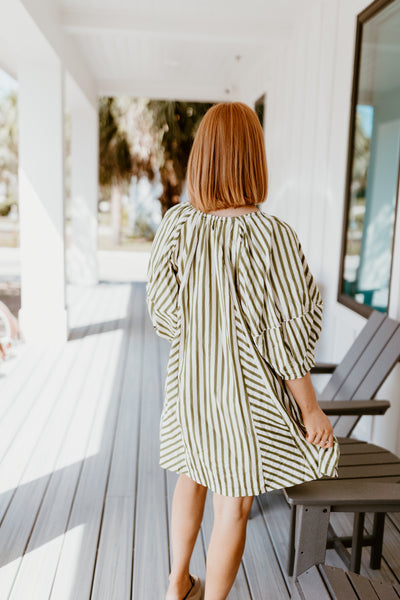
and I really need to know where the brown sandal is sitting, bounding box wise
[182,574,201,600]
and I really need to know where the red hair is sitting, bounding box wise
[186,101,268,211]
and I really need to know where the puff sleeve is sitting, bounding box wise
[145,207,181,342]
[243,216,323,380]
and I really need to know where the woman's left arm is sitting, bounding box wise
[146,208,181,342]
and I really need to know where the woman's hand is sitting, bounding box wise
[301,406,334,449]
[284,372,335,449]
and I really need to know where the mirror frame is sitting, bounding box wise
[337,0,400,317]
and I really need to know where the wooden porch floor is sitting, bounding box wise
[1,281,400,599]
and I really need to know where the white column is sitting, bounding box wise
[68,104,99,285]
[18,59,68,343]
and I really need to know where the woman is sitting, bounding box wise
[146,102,340,600]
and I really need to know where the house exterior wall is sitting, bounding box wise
[256,0,400,454]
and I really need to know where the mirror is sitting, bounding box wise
[339,0,400,315]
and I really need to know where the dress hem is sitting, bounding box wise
[159,460,338,498]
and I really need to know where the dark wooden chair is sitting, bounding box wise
[292,564,400,600]
[313,310,399,437]
[283,310,400,577]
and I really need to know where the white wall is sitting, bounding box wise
[254,0,400,454]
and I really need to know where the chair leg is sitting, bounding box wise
[293,505,330,579]
[370,512,385,569]
[350,512,365,573]
[287,504,296,576]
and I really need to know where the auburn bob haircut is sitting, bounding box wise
[186,101,268,212]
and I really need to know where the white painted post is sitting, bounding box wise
[18,58,69,343]
[68,103,99,285]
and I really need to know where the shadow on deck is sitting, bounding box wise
[0,281,399,599]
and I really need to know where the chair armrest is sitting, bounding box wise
[318,399,390,416]
[311,363,338,374]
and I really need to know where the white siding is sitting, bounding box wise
[253,0,400,454]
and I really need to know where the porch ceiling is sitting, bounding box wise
[55,0,319,102]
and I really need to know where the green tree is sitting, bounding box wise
[99,97,133,245]
[0,90,18,215]
[99,96,162,244]
[98,98,213,243]
[112,96,159,183]
[147,100,213,217]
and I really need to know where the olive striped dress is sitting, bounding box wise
[146,200,339,497]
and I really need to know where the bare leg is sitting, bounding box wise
[166,473,208,600]
[204,493,253,600]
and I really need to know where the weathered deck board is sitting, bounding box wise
[243,498,290,599]
[8,283,126,600]
[49,283,132,600]
[131,286,170,599]
[0,286,105,594]
[91,283,142,600]
[0,280,399,599]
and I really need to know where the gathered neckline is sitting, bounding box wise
[185,201,262,220]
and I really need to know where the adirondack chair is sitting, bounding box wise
[283,310,400,577]
[312,310,399,437]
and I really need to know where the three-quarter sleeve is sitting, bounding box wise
[146,206,181,342]
[238,215,323,380]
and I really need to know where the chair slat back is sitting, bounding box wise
[319,311,386,401]
[354,323,400,399]
[334,323,400,437]
[334,318,399,400]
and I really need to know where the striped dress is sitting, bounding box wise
[146,200,339,497]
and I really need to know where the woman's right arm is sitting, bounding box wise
[285,372,334,449]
